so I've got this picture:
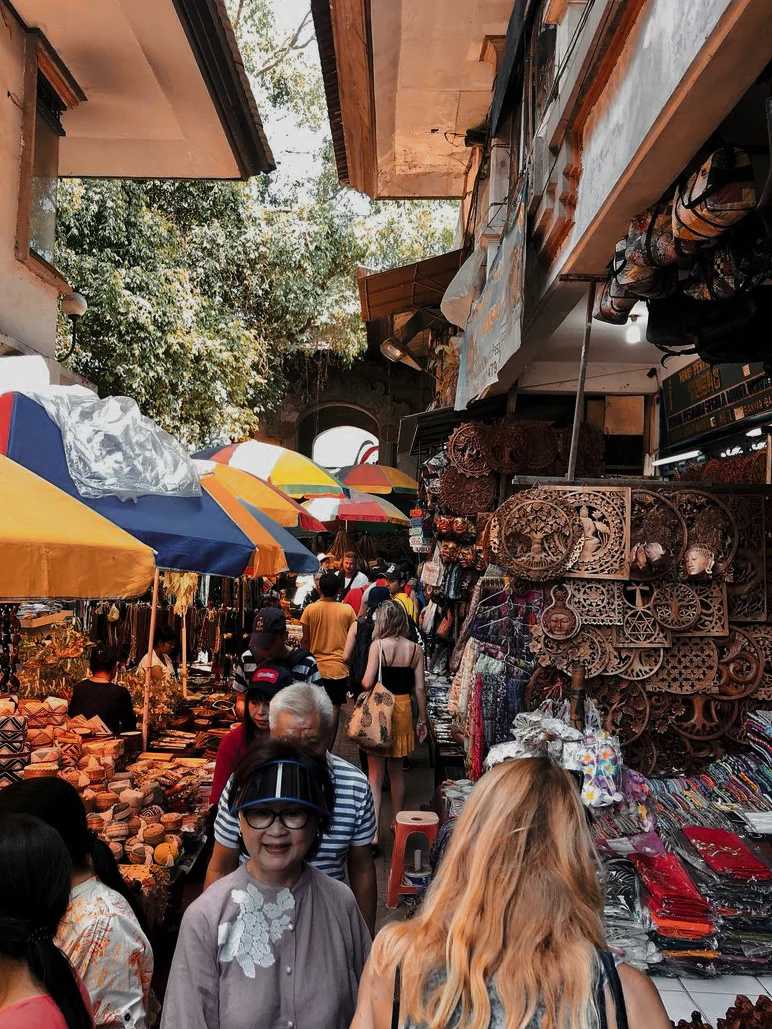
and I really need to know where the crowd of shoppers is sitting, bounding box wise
[0,554,672,1028]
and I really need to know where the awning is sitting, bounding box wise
[398,397,508,458]
[358,250,463,321]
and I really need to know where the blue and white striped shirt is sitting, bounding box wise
[213,752,376,881]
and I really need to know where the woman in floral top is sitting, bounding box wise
[162,740,371,1029]
[0,778,153,1028]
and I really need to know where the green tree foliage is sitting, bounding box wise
[55,0,456,445]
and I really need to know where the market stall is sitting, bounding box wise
[412,415,772,980]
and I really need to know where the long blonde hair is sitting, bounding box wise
[372,757,605,1029]
[373,599,410,641]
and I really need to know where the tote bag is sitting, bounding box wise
[346,643,395,753]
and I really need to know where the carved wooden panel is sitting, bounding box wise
[672,489,738,581]
[447,423,490,478]
[726,495,767,623]
[646,637,720,694]
[552,486,631,580]
[491,489,583,581]
[630,489,688,581]
[568,580,624,626]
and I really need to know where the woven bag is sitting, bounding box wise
[346,644,395,754]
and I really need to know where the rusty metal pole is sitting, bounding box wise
[566,281,597,481]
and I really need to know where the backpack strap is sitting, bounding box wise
[391,965,401,1029]
[598,951,629,1029]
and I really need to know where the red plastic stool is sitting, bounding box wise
[386,811,439,909]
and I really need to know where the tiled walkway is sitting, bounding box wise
[653,975,772,1024]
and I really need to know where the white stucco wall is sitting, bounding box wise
[563,0,759,269]
[0,10,59,359]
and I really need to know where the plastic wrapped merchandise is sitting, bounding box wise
[26,390,201,500]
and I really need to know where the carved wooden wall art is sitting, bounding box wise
[629,489,687,581]
[617,648,664,681]
[616,584,671,648]
[712,628,763,700]
[439,467,497,516]
[551,486,631,580]
[590,678,650,743]
[672,489,738,580]
[622,735,657,776]
[523,664,568,710]
[540,585,581,640]
[447,423,490,478]
[646,637,720,694]
[491,489,583,581]
[671,696,739,741]
[726,495,767,623]
[687,582,730,637]
[481,423,527,474]
[652,583,700,632]
[568,580,624,626]
[529,625,610,678]
[521,422,559,471]
[603,646,634,678]
[748,626,772,700]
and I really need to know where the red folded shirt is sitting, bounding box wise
[683,826,772,881]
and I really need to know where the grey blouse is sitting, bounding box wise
[161,864,371,1029]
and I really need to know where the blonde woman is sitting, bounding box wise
[352,757,669,1029]
[361,600,428,845]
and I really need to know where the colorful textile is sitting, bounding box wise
[55,877,152,1029]
[683,827,772,881]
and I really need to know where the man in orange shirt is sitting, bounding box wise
[301,570,356,741]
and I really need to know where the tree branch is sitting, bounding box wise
[233,0,247,35]
[254,8,314,76]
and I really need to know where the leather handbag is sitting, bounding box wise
[346,643,395,753]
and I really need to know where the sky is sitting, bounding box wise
[313,425,379,469]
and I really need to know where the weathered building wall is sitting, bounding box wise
[0,10,60,358]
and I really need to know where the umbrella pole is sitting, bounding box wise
[181,611,188,701]
[142,569,160,751]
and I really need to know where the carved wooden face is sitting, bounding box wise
[684,545,715,578]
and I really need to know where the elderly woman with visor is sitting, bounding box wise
[162,739,370,1029]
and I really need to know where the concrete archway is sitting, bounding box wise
[297,403,380,459]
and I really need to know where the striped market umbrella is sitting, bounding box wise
[302,490,409,529]
[195,440,345,499]
[193,460,326,533]
[339,464,417,496]
[0,455,156,599]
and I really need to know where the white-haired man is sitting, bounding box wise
[204,682,377,934]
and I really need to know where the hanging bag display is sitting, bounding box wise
[613,237,675,300]
[346,643,395,753]
[673,146,756,243]
[625,201,696,268]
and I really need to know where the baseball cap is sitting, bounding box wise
[384,563,404,581]
[316,553,331,564]
[249,607,286,652]
[366,585,390,611]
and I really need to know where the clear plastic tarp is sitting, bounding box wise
[25,389,201,501]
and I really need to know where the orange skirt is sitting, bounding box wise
[387,694,415,759]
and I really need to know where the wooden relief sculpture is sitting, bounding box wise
[569,580,624,626]
[726,495,767,622]
[652,583,700,632]
[540,585,581,640]
[713,628,763,700]
[553,486,631,580]
[673,489,738,580]
[492,489,583,581]
[481,422,526,474]
[687,582,730,637]
[646,637,720,694]
[447,423,490,478]
[439,467,497,516]
[617,584,671,648]
[629,489,687,581]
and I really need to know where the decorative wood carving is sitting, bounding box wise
[447,423,490,478]
[629,489,688,581]
[529,624,610,678]
[490,489,583,581]
[671,696,738,741]
[652,583,700,632]
[686,582,730,638]
[726,495,767,622]
[569,580,624,626]
[646,637,720,694]
[712,627,763,700]
[439,468,497,516]
[672,489,738,581]
[617,648,664,681]
[589,678,650,743]
[481,423,526,475]
[540,584,581,640]
[748,626,772,700]
[616,584,671,648]
[552,486,631,580]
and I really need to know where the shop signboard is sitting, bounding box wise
[661,358,772,447]
[455,191,526,411]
